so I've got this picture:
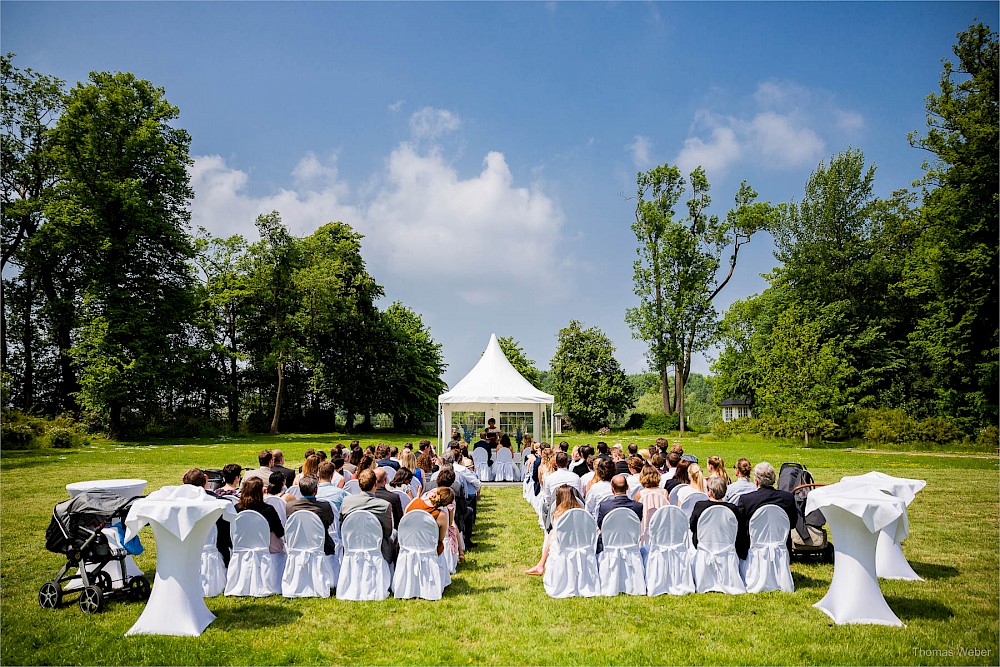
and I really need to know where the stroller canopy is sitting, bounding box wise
[46,491,137,554]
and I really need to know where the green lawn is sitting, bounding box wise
[1,432,997,666]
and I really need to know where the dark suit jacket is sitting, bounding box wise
[664,477,685,494]
[473,440,493,465]
[285,497,336,555]
[531,456,543,496]
[374,487,404,529]
[339,492,395,564]
[596,494,643,528]
[689,500,750,559]
[736,486,797,553]
[271,464,295,489]
[570,460,589,477]
[376,458,400,471]
[614,461,631,476]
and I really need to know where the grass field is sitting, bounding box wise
[1,432,997,666]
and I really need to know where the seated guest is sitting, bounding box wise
[389,446,401,466]
[344,447,361,475]
[373,466,404,529]
[331,457,349,488]
[673,463,706,507]
[596,441,610,460]
[315,449,327,463]
[612,445,630,476]
[627,443,639,458]
[584,458,616,519]
[690,476,749,559]
[264,471,286,499]
[215,463,242,499]
[525,485,585,575]
[706,455,731,485]
[270,449,296,489]
[375,443,400,471]
[285,475,335,556]
[340,469,395,564]
[578,454,596,488]
[472,431,492,466]
[184,468,231,564]
[570,445,590,477]
[399,448,423,492]
[243,450,274,484]
[405,486,456,557]
[635,465,671,543]
[651,452,668,477]
[236,476,285,554]
[316,460,347,515]
[416,448,435,483]
[596,475,643,528]
[290,454,320,490]
[498,433,515,459]
[736,461,797,531]
[388,466,416,502]
[724,458,755,503]
[625,456,644,493]
[557,440,570,453]
[664,459,691,494]
[542,451,583,510]
[298,448,316,473]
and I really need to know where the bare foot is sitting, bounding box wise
[524,566,544,575]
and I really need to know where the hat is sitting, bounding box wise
[681,454,698,463]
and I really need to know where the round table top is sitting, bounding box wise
[66,478,148,499]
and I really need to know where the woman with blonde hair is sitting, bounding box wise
[673,463,705,507]
[706,455,731,485]
[399,448,424,490]
[290,454,319,488]
[634,465,671,544]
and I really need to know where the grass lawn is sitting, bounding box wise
[1,432,997,666]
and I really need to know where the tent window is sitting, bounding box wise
[500,412,534,445]
[451,411,486,443]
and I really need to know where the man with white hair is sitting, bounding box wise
[736,461,797,530]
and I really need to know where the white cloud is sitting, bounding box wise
[675,124,742,175]
[627,135,653,169]
[409,106,461,140]
[835,109,865,134]
[749,112,824,167]
[388,100,405,113]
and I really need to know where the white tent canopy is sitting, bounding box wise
[438,334,555,450]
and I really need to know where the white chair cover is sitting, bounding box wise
[693,506,745,594]
[392,511,445,600]
[410,477,422,498]
[644,505,695,596]
[224,510,282,597]
[281,511,335,598]
[492,448,518,482]
[285,486,302,500]
[543,509,600,598]
[264,496,287,527]
[383,466,396,484]
[336,511,391,601]
[314,498,342,586]
[471,448,491,482]
[200,521,227,597]
[597,508,646,596]
[742,505,794,593]
[394,488,412,510]
[679,491,709,518]
[343,479,361,495]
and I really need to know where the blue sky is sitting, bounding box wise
[4,1,996,386]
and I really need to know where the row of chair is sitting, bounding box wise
[202,502,454,601]
[543,504,795,598]
[470,447,522,482]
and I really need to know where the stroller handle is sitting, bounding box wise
[792,483,827,492]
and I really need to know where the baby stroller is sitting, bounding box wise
[40,491,150,613]
[778,463,834,563]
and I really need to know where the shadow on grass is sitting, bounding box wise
[211,602,303,630]
[441,578,508,598]
[885,594,954,621]
[910,561,960,580]
[790,572,829,590]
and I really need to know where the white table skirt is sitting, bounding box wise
[840,472,925,580]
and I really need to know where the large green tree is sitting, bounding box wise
[52,72,195,433]
[551,320,635,431]
[904,22,998,428]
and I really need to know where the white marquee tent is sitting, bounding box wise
[438,334,555,450]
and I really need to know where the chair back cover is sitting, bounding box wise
[281,510,335,598]
[200,520,226,597]
[543,508,599,598]
[471,448,491,482]
[597,508,646,596]
[693,505,745,594]
[264,496,287,526]
[410,477,422,497]
[493,448,518,482]
[392,510,445,600]
[343,479,362,495]
[644,504,695,596]
[336,510,391,600]
[383,466,396,484]
[394,488,412,510]
[225,510,282,596]
[742,504,794,593]
[679,491,709,518]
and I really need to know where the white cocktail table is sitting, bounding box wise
[806,481,908,626]
[124,485,236,636]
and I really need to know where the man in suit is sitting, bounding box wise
[596,475,643,528]
[339,469,396,565]
[736,461,797,530]
[472,431,493,466]
[285,475,337,555]
[690,476,750,559]
[373,466,404,529]
[270,449,296,489]
[375,443,400,471]
[611,446,630,476]
[242,450,274,484]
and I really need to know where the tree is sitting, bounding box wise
[497,335,541,387]
[904,22,998,428]
[627,165,773,433]
[551,320,635,431]
[381,302,446,430]
[52,71,195,433]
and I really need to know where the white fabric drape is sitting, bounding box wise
[644,505,695,596]
[471,448,492,482]
[224,511,282,597]
[741,505,794,593]
[597,509,646,596]
[392,511,445,600]
[200,522,227,597]
[693,506,745,594]
[281,511,335,598]
[679,491,709,519]
[543,509,600,598]
[264,496,287,527]
[343,480,362,495]
[336,511,391,601]
[492,448,518,482]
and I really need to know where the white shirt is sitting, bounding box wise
[625,473,641,491]
[540,468,582,512]
[580,471,595,489]
[585,480,614,519]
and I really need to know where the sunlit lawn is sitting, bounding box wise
[1,431,997,665]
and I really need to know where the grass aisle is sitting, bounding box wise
[1,435,997,665]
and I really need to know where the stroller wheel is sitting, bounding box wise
[39,581,62,609]
[92,571,113,592]
[127,575,151,601]
[79,585,104,613]
[822,543,835,564]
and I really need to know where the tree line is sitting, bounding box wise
[628,23,997,441]
[1,57,445,435]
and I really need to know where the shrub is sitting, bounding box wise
[916,416,963,445]
[975,424,998,450]
[1,421,41,449]
[642,412,680,433]
[47,427,75,448]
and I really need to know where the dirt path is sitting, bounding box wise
[845,448,997,460]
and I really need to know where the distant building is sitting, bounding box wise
[719,397,753,422]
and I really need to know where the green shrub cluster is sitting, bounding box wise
[0,411,91,449]
[713,415,838,441]
[843,408,969,447]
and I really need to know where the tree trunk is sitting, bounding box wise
[674,361,685,435]
[110,402,122,436]
[21,275,35,411]
[660,365,673,414]
[269,360,284,435]
[39,271,78,413]
[804,429,810,446]
[0,281,6,385]
[227,315,239,430]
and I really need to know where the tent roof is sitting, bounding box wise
[439,334,554,405]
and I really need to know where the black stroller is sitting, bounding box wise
[40,491,151,613]
[778,463,835,563]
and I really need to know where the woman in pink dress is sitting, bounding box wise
[635,464,671,544]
